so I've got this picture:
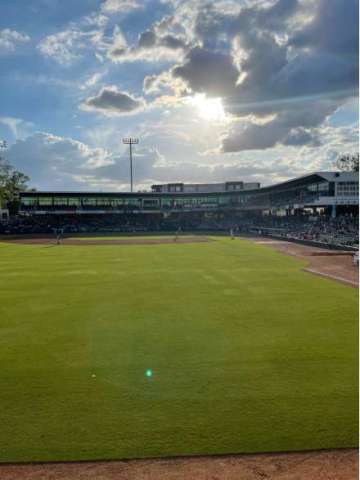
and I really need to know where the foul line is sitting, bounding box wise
[304,268,358,288]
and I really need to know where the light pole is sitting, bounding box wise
[0,140,7,164]
[122,137,139,193]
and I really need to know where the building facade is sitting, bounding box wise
[151,181,261,193]
[19,172,358,217]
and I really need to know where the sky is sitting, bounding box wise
[0,0,358,191]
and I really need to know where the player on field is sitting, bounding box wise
[174,226,181,242]
[54,227,64,245]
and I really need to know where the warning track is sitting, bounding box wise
[250,237,358,287]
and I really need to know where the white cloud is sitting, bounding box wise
[6,132,114,189]
[0,116,34,140]
[4,117,358,192]
[79,71,107,91]
[101,0,143,13]
[37,13,109,65]
[0,29,30,54]
[38,30,84,65]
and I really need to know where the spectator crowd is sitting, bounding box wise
[0,212,358,248]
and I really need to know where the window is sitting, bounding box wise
[38,197,53,206]
[337,182,359,196]
[22,197,37,207]
[143,199,159,208]
[161,198,172,208]
[54,197,67,206]
[68,197,81,207]
[96,197,111,207]
[110,198,124,207]
[82,197,97,206]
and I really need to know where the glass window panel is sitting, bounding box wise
[38,197,53,206]
[54,197,67,206]
[68,197,81,206]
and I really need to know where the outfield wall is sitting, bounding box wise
[246,230,358,252]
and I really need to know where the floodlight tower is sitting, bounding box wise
[122,137,139,193]
[0,140,7,163]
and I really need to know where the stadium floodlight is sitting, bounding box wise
[122,137,139,193]
[0,140,7,164]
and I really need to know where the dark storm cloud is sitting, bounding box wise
[221,97,342,152]
[108,23,187,63]
[221,0,358,151]
[81,86,144,115]
[138,30,157,48]
[172,47,239,97]
[142,0,357,152]
[290,0,359,55]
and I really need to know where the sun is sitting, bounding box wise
[190,94,226,121]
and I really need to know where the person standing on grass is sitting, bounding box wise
[174,226,181,241]
[54,227,63,245]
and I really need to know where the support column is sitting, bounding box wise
[331,204,337,218]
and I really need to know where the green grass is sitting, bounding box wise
[0,237,357,462]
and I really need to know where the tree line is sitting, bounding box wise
[0,155,30,212]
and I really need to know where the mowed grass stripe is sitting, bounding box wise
[0,237,357,462]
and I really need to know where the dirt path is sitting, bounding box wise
[1,235,212,246]
[0,449,357,480]
[251,238,358,287]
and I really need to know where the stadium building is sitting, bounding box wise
[0,170,356,247]
[18,171,358,218]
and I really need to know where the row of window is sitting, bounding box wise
[20,181,354,210]
[21,195,240,208]
[337,182,359,197]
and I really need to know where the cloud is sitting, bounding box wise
[107,27,187,63]
[5,132,163,190]
[172,47,239,97]
[150,0,358,152]
[101,0,142,13]
[0,116,34,140]
[283,128,320,147]
[5,132,114,189]
[5,118,358,192]
[37,13,109,65]
[0,29,30,54]
[290,0,359,55]
[81,86,145,116]
[221,96,341,152]
[3,0,357,190]
[38,30,85,65]
[79,71,107,91]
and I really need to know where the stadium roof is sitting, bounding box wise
[20,171,358,197]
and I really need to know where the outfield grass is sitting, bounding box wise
[0,237,357,462]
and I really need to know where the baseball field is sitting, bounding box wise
[0,236,357,462]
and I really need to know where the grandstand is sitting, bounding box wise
[1,171,358,247]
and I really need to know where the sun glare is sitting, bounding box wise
[190,94,226,122]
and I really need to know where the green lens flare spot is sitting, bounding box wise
[145,369,153,378]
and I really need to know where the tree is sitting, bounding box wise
[336,153,359,172]
[0,157,30,211]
